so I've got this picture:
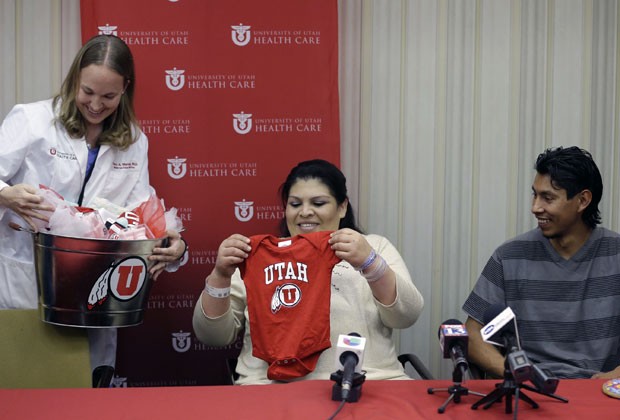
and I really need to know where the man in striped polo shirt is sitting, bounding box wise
[463,146,620,379]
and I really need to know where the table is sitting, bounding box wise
[0,379,616,419]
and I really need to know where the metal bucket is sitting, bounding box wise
[33,231,164,328]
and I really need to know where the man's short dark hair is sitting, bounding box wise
[535,146,603,228]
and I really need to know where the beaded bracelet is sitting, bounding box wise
[356,249,377,272]
[204,282,231,298]
[362,254,388,283]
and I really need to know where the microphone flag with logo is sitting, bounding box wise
[481,304,521,349]
[438,319,469,375]
[335,333,366,373]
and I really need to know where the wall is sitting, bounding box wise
[339,0,620,379]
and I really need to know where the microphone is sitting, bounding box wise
[531,364,559,394]
[334,333,366,401]
[482,304,532,382]
[481,304,520,350]
[506,349,532,383]
[471,306,569,409]
[438,319,469,377]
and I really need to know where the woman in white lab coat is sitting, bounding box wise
[0,35,186,383]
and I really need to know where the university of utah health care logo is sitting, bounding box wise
[172,331,192,353]
[233,112,253,134]
[167,157,187,179]
[234,199,254,222]
[111,375,128,388]
[165,68,186,91]
[231,24,251,46]
[97,24,118,36]
[87,257,148,310]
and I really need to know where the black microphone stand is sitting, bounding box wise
[471,361,537,418]
[330,370,366,403]
[427,365,486,413]
[470,355,568,419]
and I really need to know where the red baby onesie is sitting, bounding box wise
[240,230,340,380]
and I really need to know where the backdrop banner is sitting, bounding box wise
[80,0,340,386]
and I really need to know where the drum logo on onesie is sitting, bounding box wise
[271,284,302,314]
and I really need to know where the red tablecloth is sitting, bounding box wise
[0,379,616,419]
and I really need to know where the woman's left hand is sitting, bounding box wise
[328,228,373,268]
[149,229,186,280]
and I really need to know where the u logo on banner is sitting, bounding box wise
[165,68,186,91]
[167,157,187,179]
[234,200,254,222]
[233,112,253,134]
[231,24,251,46]
[111,376,128,388]
[97,24,118,36]
[172,331,192,353]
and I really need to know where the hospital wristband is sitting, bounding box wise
[204,282,231,299]
[362,254,388,283]
[356,249,377,272]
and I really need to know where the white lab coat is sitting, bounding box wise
[0,99,152,370]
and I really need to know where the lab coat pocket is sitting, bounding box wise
[98,168,141,206]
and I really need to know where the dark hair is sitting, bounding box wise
[53,35,138,149]
[535,146,603,228]
[278,159,363,236]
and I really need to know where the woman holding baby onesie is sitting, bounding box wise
[193,159,425,384]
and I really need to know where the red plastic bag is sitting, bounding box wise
[130,193,167,238]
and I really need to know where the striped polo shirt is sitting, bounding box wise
[463,226,620,378]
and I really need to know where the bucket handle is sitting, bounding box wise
[8,222,35,234]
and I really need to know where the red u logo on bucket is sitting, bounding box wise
[109,257,148,300]
[87,257,149,309]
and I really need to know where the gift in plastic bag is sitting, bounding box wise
[129,192,167,238]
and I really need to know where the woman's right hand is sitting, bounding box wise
[0,184,54,231]
[201,234,250,318]
[211,234,251,279]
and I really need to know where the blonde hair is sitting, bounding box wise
[53,35,139,150]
